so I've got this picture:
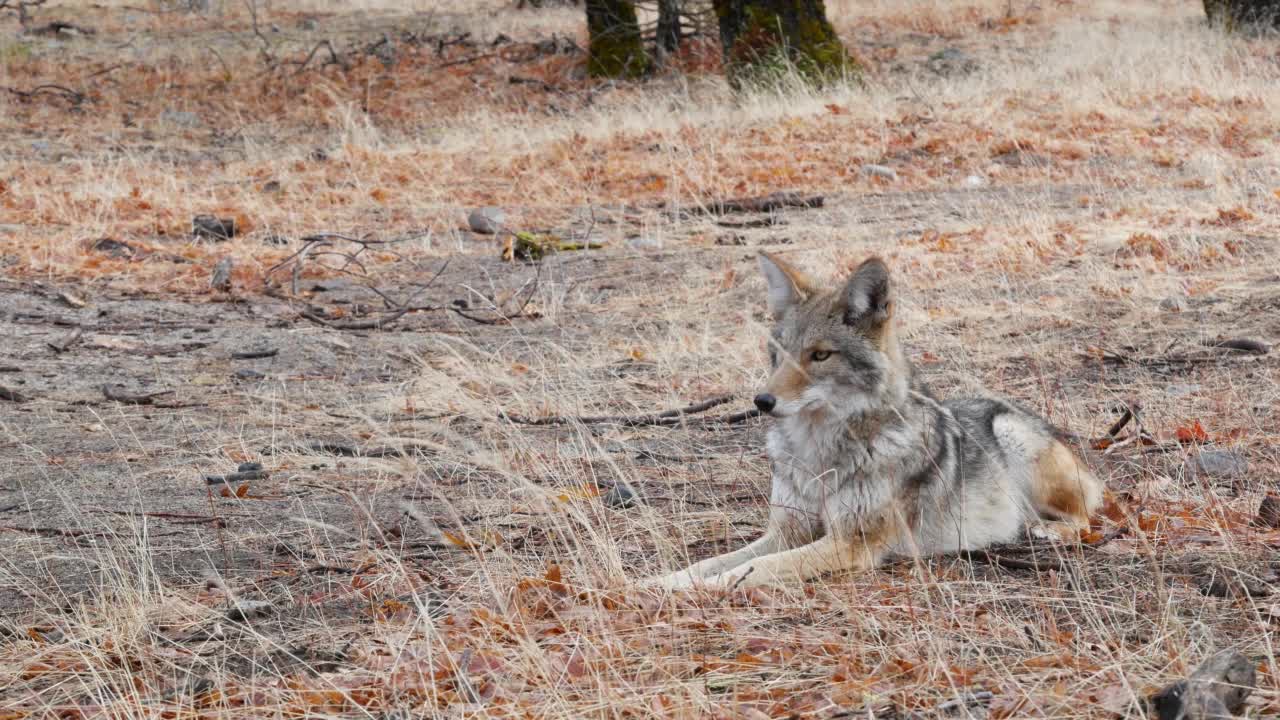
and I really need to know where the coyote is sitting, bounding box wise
[652,253,1103,590]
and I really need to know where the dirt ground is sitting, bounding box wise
[3,0,1280,718]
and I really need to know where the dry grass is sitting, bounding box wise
[2,0,1280,717]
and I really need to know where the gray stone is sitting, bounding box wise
[861,163,898,182]
[626,235,662,251]
[210,257,233,291]
[1165,383,1202,398]
[467,207,505,235]
[599,480,638,509]
[926,47,978,76]
[161,109,202,128]
[192,215,236,241]
[225,600,273,622]
[963,174,987,188]
[1192,450,1248,479]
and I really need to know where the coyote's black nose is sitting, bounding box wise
[753,393,776,413]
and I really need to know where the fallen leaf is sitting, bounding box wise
[1176,420,1209,444]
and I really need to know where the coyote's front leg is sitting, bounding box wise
[711,516,901,589]
[648,530,790,590]
[646,512,814,590]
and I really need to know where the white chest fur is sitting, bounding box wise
[766,414,912,536]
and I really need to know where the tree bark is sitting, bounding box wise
[1204,0,1280,29]
[656,0,683,60]
[711,0,853,86]
[586,0,651,78]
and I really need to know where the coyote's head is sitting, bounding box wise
[753,253,909,421]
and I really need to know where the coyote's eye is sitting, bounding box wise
[810,350,832,362]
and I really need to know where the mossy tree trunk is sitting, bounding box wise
[1204,0,1280,29]
[711,0,853,86]
[586,0,651,78]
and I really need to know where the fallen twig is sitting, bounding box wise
[673,191,824,217]
[28,20,95,36]
[500,395,740,427]
[231,347,278,360]
[1203,337,1269,355]
[268,440,434,459]
[437,50,502,69]
[101,384,174,405]
[4,83,86,105]
[1,525,110,539]
[90,509,228,527]
[300,307,413,330]
[962,549,1064,573]
[204,469,270,486]
[1105,401,1140,438]
[289,39,348,73]
[715,217,785,229]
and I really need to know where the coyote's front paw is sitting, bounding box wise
[642,570,703,591]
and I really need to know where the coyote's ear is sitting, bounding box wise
[758,253,816,320]
[842,257,892,327]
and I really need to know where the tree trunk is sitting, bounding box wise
[1205,0,1280,29]
[711,0,852,86]
[656,0,683,59]
[586,0,651,78]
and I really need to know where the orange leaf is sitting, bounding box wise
[1176,420,1209,444]
[545,564,568,595]
[441,531,473,549]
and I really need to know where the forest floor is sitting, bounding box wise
[2,0,1279,717]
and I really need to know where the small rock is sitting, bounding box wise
[56,290,87,308]
[31,140,51,153]
[237,461,263,473]
[963,174,987,188]
[925,47,978,76]
[90,237,137,259]
[467,207,505,235]
[861,163,898,182]
[1255,494,1280,529]
[1160,296,1189,312]
[1192,450,1248,480]
[715,234,747,246]
[225,600,273,622]
[160,109,202,128]
[598,480,639,509]
[1151,650,1255,720]
[233,368,265,381]
[210,257,233,291]
[192,215,236,241]
[626,235,662,251]
[309,148,329,162]
[1165,383,1202,398]
[261,180,281,193]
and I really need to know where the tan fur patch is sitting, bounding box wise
[1032,441,1101,527]
[762,252,819,298]
[764,360,810,403]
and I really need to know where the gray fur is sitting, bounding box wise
[650,254,1103,590]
